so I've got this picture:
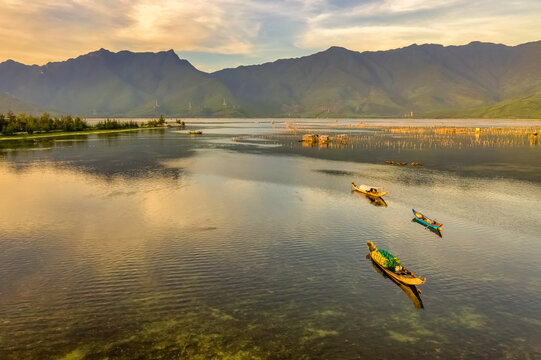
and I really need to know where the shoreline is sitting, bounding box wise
[0,126,164,141]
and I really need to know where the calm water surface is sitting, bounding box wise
[1,119,541,359]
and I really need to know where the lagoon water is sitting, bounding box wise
[1,119,541,359]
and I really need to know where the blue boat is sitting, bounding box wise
[412,209,442,229]
[412,217,442,237]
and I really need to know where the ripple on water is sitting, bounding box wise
[1,128,541,359]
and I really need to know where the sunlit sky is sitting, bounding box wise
[1,0,541,72]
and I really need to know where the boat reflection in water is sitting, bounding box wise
[412,217,443,237]
[351,190,388,207]
[366,255,424,310]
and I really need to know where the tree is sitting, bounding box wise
[26,115,37,134]
[0,113,5,133]
[158,114,165,126]
[3,121,18,135]
[38,113,52,132]
[7,111,16,123]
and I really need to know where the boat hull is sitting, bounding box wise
[412,217,442,237]
[368,258,424,309]
[412,209,442,229]
[369,252,426,286]
[353,190,388,207]
[352,183,388,197]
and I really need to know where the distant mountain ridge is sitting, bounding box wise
[1,41,541,118]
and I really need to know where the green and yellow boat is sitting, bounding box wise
[367,256,424,309]
[367,241,426,286]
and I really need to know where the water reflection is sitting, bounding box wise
[367,255,424,310]
[0,130,195,179]
[1,121,541,359]
[240,124,541,182]
[352,190,388,207]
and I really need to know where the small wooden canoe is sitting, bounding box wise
[367,241,426,286]
[412,209,442,229]
[412,217,442,237]
[352,182,388,197]
[353,190,388,207]
[189,130,203,135]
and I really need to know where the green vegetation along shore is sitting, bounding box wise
[0,112,166,140]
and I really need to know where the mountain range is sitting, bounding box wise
[1,41,541,118]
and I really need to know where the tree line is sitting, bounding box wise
[0,112,166,135]
[0,111,88,135]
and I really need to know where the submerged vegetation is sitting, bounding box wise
[264,123,541,150]
[0,111,167,137]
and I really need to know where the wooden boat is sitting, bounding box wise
[352,190,388,207]
[302,134,317,142]
[367,256,423,309]
[412,217,442,237]
[351,182,388,197]
[319,135,329,144]
[412,209,442,229]
[366,241,426,286]
[189,130,203,135]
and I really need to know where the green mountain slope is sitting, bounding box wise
[0,93,50,114]
[426,92,541,118]
[1,41,541,118]
[212,41,541,117]
[0,50,239,117]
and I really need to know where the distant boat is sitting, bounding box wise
[189,130,203,135]
[319,135,329,144]
[302,134,318,142]
[412,209,442,229]
[351,182,388,197]
[367,241,426,286]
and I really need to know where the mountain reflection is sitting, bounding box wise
[1,123,540,182]
[0,131,192,179]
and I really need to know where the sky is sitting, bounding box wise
[1,0,541,72]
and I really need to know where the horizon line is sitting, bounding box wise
[2,39,541,73]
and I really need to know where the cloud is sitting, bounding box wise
[296,0,541,52]
[0,0,265,64]
[0,0,540,69]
